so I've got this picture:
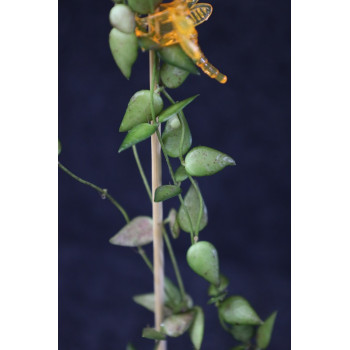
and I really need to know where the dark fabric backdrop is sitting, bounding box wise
[58,0,291,349]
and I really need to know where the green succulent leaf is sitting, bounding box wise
[208,274,230,297]
[133,293,172,317]
[174,165,188,182]
[185,146,236,177]
[154,185,182,202]
[109,216,153,246]
[109,4,135,34]
[118,123,157,152]
[128,0,162,14]
[162,114,192,158]
[230,346,246,350]
[167,209,180,239]
[231,324,255,343]
[186,241,220,285]
[109,28,138,79]
[177,184,207,234]
[189,306,205,350]
[158,95,199,123]
[162,311,195,337]
[158,45,199,74]
[219,296,262,326]
[119,90,163,132]
[160,63,190,89]
[142,327,166,340]
[256,311,278,349]
[58,139,62,155]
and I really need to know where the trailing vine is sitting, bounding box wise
[59,1,277,349]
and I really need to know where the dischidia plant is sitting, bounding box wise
[59,0,277,349]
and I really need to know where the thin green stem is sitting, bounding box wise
[160,89,196,243]
[58,162,130,223]
[163,228,186,301]
[132,145,152,202]
[58,162,156,272]
[138,247,153,273]
[131,144,187,299]
[155,129,195,244]
[161,89,175,105]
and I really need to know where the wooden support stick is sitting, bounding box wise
[150,50,166,350]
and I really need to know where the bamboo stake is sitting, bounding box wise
[150,50,166,350]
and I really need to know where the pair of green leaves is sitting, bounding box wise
[109,3,138,80]
[229,311,278,349]
[219,296,277,348]
[118,91,198,153]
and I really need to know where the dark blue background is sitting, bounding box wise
[58,0,290,349]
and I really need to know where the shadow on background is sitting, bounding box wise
[59,0,290,349]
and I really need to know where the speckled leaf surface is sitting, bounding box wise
[109,216,153,246]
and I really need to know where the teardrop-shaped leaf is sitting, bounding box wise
[119,90,164,132]
[118,123,157,152]
[142,327,166,340]
[109,28,138,79]
[168,209,180,239]
[231,325,255,343]
[109,216,153,247]
[128,0,162,14]
[158,95,199,124]
[109,4,135,34]
[185,146,236,177]
[154,185,181,202]
[219,296,262,326]
[186,241,220,285]
[178,184,207,234]
[256,311,277,349]
[160,63,190,89]
[174,165,188,182]
[162,311,195,337]
[189,306,204,350]
[158,45,198,74]
[208,274,230,297]
[162,114,192,158]
[133,293,172,317]
[230,346,246,350]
